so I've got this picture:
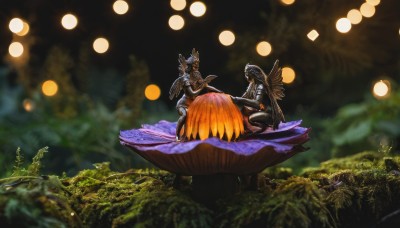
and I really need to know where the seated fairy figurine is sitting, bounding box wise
[231,60,285,133]
[169,48,221,140]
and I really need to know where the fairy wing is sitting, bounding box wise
[169,54,188,100]
[265,60,285,128]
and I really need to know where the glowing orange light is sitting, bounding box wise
[42,80,59,97]
[282,67,296,84]
[23,99,35,112]
[144,84,161,101]
[16,22,30,36]
[170,0,186,11]
[280,0,295,5]
[366,0,380,6]
[347,9,362,25]
[307,29,319,41]
[256,41,272,56]
[360,3,375,18]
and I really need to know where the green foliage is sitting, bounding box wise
[27,146,48,176]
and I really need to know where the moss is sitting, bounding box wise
[1,149,400,227]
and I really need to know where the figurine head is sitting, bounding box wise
[244,64,265,83]
[186,49,200,72]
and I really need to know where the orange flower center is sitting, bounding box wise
[184,92,244,142]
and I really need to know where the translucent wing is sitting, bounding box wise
[169,77,184,100]
[169,54,187,100]
[267,60,284,101]
[265,60,285,128]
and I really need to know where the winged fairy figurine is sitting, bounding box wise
[169,48,222,140]
[231,60,285,133]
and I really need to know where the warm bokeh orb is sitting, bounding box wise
[280,0,295,5]
[168,15,185,30]
[93,37,110,54]
[218,30,235,46]
[9,42,24,57]
[16,22,30,36]
[347,9,362,25]
[23,99,35,112]
[170,0,186,11]
[256,41,272,56]
[113,0,129,15]
[307,29,319,41]
[366,0,380,6]
[61,14,78,30]
[360,3,375,18]
[144,84,161,101]
[189,1,206,17]
[9,18,24,33]
[336,18,352,33]
[282,67,296,84]
[42,80,59,97]
[373,80,390,98]
[185,93,244,141]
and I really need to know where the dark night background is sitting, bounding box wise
[1,0,399,175]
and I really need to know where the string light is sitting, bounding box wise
[336,18,351,33]
[168,15,185,30]
[372,80,390,98]
[61,14,78,30]
[280,0,295,5]
[307,29,319,41]
[218,30,235,46]
[93,37,109,54]
[360,3,375,18]
[347,9,362,25]
[144,84,161,101]
[23,99,35,112]
[9,42,24,57]
[256,41,272,56]
[170,0,186,11]
[113,0,129,15]
[42,80,59,97]
[9,18,24,33]
[366,0,380,6]
[189,1,206,17]
[282,67,296,84]
[16,22,30,36]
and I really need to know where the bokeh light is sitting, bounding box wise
[16,22,30,36]
[9,18,24,33]
[218,30,235,46]
[373,80,390,98]
[360,3,375,18]
[144,84,161,101]
[336,18,352,33]
[93,37,110,54]
[366,0,380,6]
[42,80,59,97]
[307,29,319,41]
[113,0,129,15]
[347,9,362,25]
[189,1,206,17]
[61,13,78,30]
[282,67,296,84]
[9,42,24,57]
[23,99,35,112]
[280,0,295,5]
[256,41,272,56]
[170,0,186,11]
[168,15,185,30]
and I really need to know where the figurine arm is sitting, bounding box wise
[205,85,223,93]
[231,96,261,110]
[184,84,204,97]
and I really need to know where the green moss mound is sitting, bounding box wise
[1,148,400,227]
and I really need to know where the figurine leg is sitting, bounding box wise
[249,112,270,133]
[176,107,187,141]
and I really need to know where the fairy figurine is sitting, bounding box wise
[169,48,221,140]
[231,60,285,133]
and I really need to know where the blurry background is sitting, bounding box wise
[1,0,399,176]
